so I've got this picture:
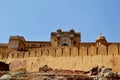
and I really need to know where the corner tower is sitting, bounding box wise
[8,36,26,51]
[51,29,81,48]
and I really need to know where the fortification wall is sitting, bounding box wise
[0,44,120,72]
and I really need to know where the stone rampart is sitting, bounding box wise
[0,44,120,72]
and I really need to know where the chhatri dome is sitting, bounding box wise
[96,34,107,43]
[57,28,62,33]
[70,28,75,33]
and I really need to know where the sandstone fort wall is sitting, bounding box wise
[0,44,120,72]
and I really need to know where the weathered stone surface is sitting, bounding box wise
[98,45,107,55]
[80,46,87,56]
[43,50,49,56]
[108,44,118,55]
[89,46,96,55]
[36,50,42,57]
[9,60,27,71]
[71,47,78,56]
[63,47,70,56]
[56,48,62,57]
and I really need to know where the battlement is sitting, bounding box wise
[1,45,120,72]
[1,43,120,59]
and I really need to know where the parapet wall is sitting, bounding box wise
[0,44,120,72]
[1,44,119,58]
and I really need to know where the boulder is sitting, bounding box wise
[0,74,12,79]
[39,65,53,72]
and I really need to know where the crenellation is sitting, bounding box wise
[56,48,62,57]
[98,45,107,55]
[41,50,43,56]
[24,52,29,58]
[80,46,87,56]
[71,47,78,56]
[37,50,42,57]
[13,52,18,58]
[49,49,55,57]
[1,45,120,71]
[88,46,96,55]
[1,45,120,59]
[2,54,5,60]
[30,51,36,57]
[8,53,12,59]
[63,47,70,57]
[108,44,118,55]
[19,52,24,58]
[43,50,49,56]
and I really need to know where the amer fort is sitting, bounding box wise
[0,29,120,72]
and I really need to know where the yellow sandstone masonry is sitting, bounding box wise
[88,46,96,55]
[71,47,78,56]
[98,45,107,55]
[108,44,118,55]
[56,48,62,57]
[80,46,87,56]
[0,29,120,72]
[0,46,120,72]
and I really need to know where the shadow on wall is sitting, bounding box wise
[0,61,9,71]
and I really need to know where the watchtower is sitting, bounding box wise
[8,36,26,51]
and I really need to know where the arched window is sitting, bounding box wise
[62,43,68,46]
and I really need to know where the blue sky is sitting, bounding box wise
[0,0,120,43]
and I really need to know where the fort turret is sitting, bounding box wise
[96,34,107,46]
[8,36,26,51]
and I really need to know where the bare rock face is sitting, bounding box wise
[0,61,9,71]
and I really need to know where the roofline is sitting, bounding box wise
[25,41,50,43]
